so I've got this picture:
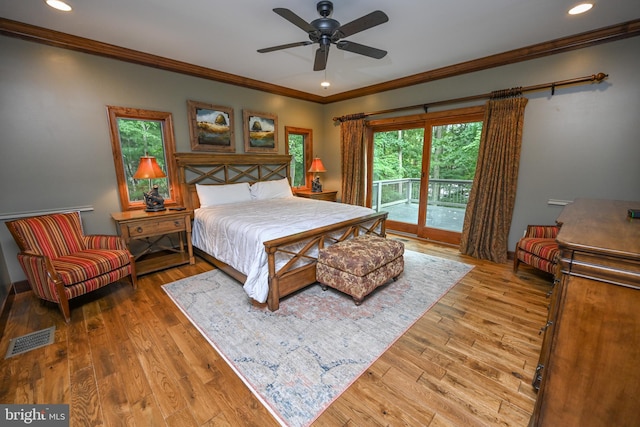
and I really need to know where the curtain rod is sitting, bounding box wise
[332,72,608,122]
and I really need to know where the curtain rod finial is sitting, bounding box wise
[594,72,608,82]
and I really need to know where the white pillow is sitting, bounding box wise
[196,183,252,207]
[250,178,293,200]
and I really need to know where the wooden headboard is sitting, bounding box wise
[174,153,292,210]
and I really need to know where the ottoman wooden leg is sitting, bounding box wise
[321,284,328,291]
[352,296,363,306]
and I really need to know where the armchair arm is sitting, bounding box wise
[523,225,559,239]
[84,235,128,251]
[16,252,64,303]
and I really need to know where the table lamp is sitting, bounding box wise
[308,157,326,193]
[133,155,167,211]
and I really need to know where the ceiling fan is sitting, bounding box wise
[257,1,389,71]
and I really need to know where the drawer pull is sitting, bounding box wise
[136,227,143,233]
[532,363,544,390]
[174,221,180,226]
[539,321,553,335]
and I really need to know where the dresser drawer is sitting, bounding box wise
[560,248,640,288]
[126,217,186,238]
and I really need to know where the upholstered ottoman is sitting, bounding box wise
[316,234,404,305]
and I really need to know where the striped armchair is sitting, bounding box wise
[6,211,136,322]
[513,225,559,276]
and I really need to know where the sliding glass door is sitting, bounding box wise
[368,107,483,245]
[371,127,425,225]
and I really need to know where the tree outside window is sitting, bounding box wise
[107,106,181,210]
[116,118,169,202]
[285,127,313,188]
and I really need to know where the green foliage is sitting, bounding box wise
[381,189,402,204]
[373,122,481,206]
[430,122,481,180]
[373,122,481,181]
[288,133,305,187]
[373,128,424,180]
[117,118,169,201]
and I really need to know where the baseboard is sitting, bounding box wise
[0,281,30,341]
[0,286,16,342]
[12,279,30,294]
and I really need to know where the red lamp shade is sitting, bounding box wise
[133,156,166,179]
[308,157,327,173]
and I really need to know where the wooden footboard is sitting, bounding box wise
[263,211,387,311]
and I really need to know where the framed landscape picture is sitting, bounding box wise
[187,100,235,152]
[243,109,278,153]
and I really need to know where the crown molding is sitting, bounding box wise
[322,19,640,103]
[1,17,639,104]
[0,18,325,104]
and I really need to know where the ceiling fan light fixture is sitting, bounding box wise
[258,1,388,72]
[321,80,330,88]
[568,3,593,15]
[45,0,72,12]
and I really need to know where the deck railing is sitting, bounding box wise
[372,178,473,211]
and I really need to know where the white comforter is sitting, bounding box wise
[191,197,375,303]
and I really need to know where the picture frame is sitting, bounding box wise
[243,109,278,153]
[187,100,235,152]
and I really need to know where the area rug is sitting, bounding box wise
[162,250,473,426]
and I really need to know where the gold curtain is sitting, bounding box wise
[460,92,528,263]
[340,117,367,205]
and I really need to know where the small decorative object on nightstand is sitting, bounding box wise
[111,209,194,276]
[308,157,326,192]
[295,189,338,202]
[133,155,167,212]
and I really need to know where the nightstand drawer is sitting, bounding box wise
[294,189,337,202]
[127,217,186,238]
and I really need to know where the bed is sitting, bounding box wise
[174,152,388,311]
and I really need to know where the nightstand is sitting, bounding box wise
[294,189,338,202]
[111,209,194,275]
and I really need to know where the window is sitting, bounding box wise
[107,106,181,210]
[284,127,313,188]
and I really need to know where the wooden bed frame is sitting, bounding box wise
[174,152,388,310]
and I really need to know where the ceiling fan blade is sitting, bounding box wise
[313,45,329,71]
[257,41,313,53]
[273,8,318,35]
[333,10,388,40]
[336,41,387,59]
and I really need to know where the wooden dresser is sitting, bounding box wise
[530,198,640,427]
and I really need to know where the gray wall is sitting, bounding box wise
[1,34,639,289]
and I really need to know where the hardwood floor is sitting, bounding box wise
[0,235,552,426]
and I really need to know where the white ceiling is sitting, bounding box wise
[1,0,639,97]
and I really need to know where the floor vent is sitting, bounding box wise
[5,326,56,359]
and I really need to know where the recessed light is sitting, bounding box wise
[45,0,72,12]
[568,3,593,15]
